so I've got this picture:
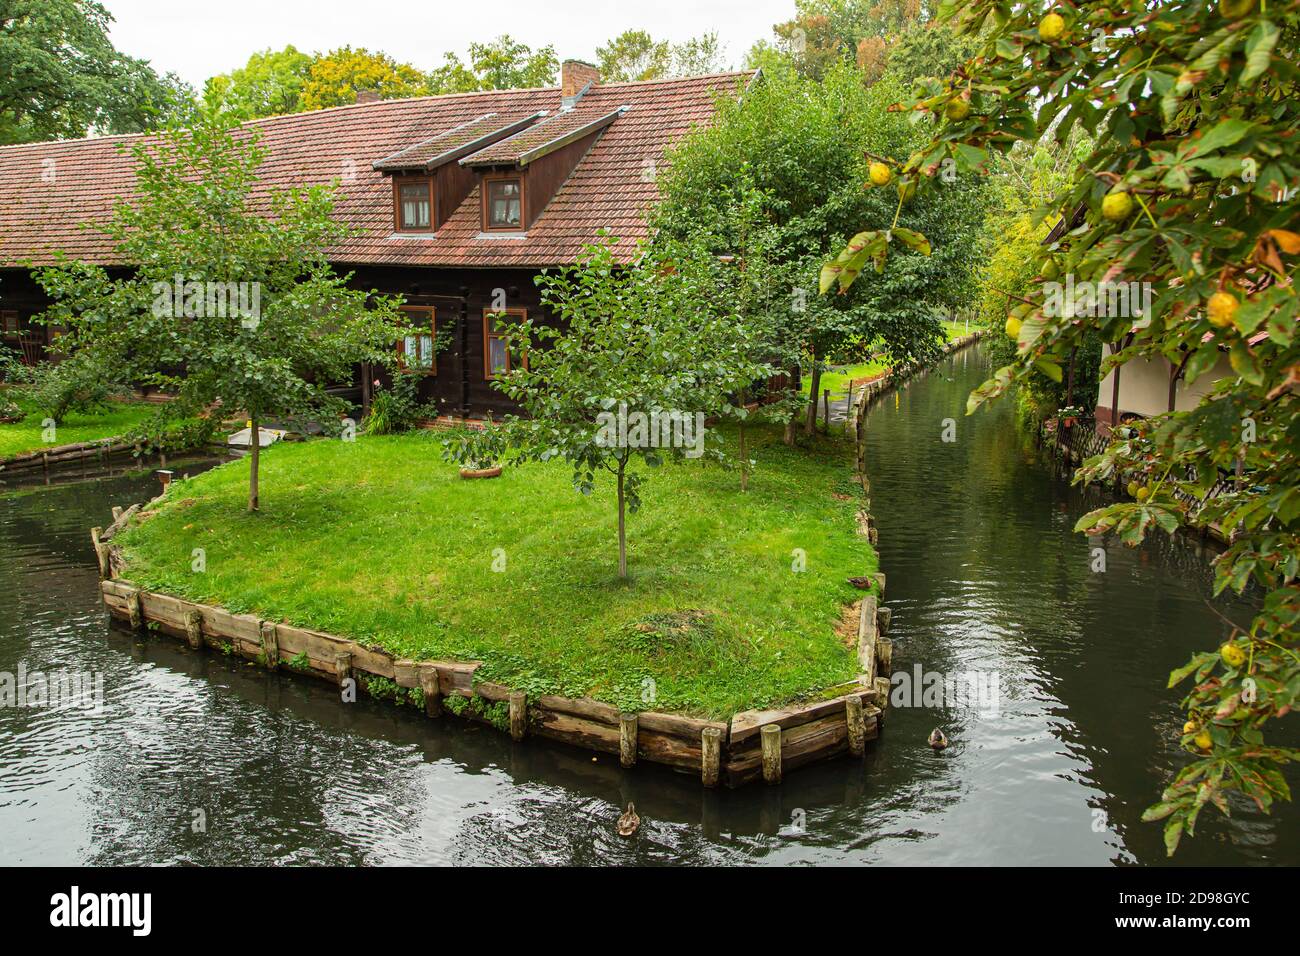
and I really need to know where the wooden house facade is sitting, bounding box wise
[0,62,756,419]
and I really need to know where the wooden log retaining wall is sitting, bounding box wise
[0,439,144,478]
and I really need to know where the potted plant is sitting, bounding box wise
[441,421,507,479]
[1058,404,1084,428]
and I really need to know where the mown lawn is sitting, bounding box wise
[116,424,875,719]
[0,396,155,459]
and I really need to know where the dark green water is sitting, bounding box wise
[1,347,1294,865]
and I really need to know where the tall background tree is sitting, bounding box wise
[428,35,558,93]
[202,46,314,120]
[825,0,1300,854]
[657,60,988,440]
[299,47,433,110]
[0,0,193,143]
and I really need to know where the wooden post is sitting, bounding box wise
[508,691,527,741]
[619,713,638,768]
[334,652,352,689]
[259,622,280,670]
[184,610,203,650]
[877,638,893,674]
[419,666,442,717]
[90,527,109,580]
[846,695,867,757]
[760,724,782,784]
[701,726,722,788]
[111,506,123,522]
[822,388,831,432]
[126,589,142,630]
[877,605,892,635]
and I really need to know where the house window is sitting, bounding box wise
[483,307,527,379]
[1,311,18,336]
[484,177,523,230]
[398,306,436,373]
[395,178,433,232]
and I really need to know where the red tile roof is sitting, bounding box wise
[0,71,754,270]
[371,111,545,172]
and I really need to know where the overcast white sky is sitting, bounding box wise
[102,0,794,90]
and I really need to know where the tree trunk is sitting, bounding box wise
[248,412,260,512]
[738,420,748,492]
[803,352,822,437]
[616,458,627,579]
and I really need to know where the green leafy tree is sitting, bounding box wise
[762,0,937,79]
[596,30,671,82]
[0,0,192,142]
[429,35,558,93]
[31,116,407,510]
[475,237,768,579]
[659,62,987,440]
[203,46,314,120]
[825,0,1300,854]
[299,47,432,110]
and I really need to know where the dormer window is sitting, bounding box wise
[394,178,433,232]
[483,176,523,230]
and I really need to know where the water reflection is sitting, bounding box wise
[0,357,1293,866]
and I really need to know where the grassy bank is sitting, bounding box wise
[115,424,874,719]
[0,397,155,459]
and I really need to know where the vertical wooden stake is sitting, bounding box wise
[259,622,280,670]
[334,652,352,689]
[760,724,782,784]
[508,691,527,741]
[701,726,722,788]
[184,610,204,650]
[619,713,638,768]
[419,666,442,717]
[90,528,109,580]
[126,589,142,631]
[846,696,866,757]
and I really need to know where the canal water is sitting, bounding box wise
[1,346,1294,865]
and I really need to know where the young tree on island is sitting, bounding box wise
[824,0,1300,853]
[32,115,407,511]
[467,236,769,579]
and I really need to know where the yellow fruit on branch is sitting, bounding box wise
[1219,0,1257,19]
[1194,730,1213,751]
[868,162,893,187]
[1126,480,1140,498]
[1102,191,1133,222]
[1038,13,1066,43]
[1219,642,1247,669]
[1005,316,1022,339]
[1136,485,1151,501]
[1207,291,1239,328]
[1182,720,1198,735]
[945,98,971,121]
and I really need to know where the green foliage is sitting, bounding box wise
[0,0,195,143]
[659,63,989,432]
[363,372,435,436]
[469,236,769,578]
[828,0,1300,853]
[0,352,122,424]
[31,114,407,508]
[596,29,728,82]
[428,35,558,94]
[439,422,507,469]
[203,46,314,120]
[122,406,220,457]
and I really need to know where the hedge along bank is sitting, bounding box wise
[88,481,894,789]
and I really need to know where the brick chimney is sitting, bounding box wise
[355,89,381,105]
[561,60,599,98]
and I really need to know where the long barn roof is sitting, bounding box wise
[0,71,754,270]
